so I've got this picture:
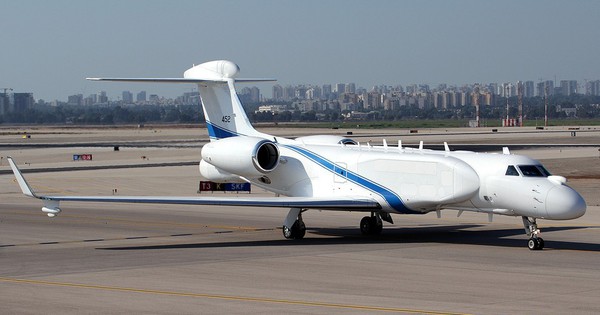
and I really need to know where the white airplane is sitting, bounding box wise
[8,60,586,250]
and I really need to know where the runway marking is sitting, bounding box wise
[0,277,469,315]
[2,209,264,231]
[0,228,275,248]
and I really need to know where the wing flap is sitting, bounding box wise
[38,195,380,210]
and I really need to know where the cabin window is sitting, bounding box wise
[518,165,551,177]
[505,165,519,176]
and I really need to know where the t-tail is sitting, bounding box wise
[87,60,275,141]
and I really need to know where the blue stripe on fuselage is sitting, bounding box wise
[283,145,418,214]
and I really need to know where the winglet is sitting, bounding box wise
[7,157,37,198]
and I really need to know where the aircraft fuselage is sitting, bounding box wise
[245,140,586,221]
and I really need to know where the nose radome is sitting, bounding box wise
[545,185,586,220]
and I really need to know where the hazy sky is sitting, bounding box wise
[1,0,599,101]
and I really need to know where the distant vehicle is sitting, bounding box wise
[9,60,586,250]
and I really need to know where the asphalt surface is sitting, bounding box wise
[1,126,599,314]
[1,167,599,314]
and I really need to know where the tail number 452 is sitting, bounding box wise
[221,115,231,123]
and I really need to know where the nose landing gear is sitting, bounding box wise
[522,216,544,250]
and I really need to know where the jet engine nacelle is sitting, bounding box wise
[199,160,245,183]
[201,136,280,177]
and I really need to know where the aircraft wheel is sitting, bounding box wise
[360,216,373,235]
[527,238,536,250]
[360,216,383,235]
[528,238,544,250]
[283,225,293,239]
[283,220,306,240]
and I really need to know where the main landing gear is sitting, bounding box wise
[522,216,544,250]
[283,208,306,240]
[360,212,383,236]
[282,209,393,240]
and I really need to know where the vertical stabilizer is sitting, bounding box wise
[197,80,264,140]
[184,60,270,140]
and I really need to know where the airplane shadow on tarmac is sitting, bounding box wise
[99,224,600,252]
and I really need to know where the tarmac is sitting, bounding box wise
[1,126,599,314]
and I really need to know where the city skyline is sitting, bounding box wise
[41,78,600,104]
[1,1,599,101]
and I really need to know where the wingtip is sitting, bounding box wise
[7,157,37,198]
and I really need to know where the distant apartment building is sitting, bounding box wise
[68,94,83,105]
[283,85,295,100]
[250,87,260,103]
[178,91,199,105]
[122,91,134,103]
[362,91,382,110]
[321,84,332,99]
[306,86,321,100]
[586,80,600,96]
[84,94,97,106]
[524,81,535,98]
[1,92,33,114]
[537,80,554,97]
[97,91,108,104]
[294,86,307,100]
[498,83,516,98]
[149,94,160,104]
[0,92,12,115]
[560,80,578,96]
[272,84,283,101]
[13,93,33,112]
[345,83,356,94]
[136,91,147,102]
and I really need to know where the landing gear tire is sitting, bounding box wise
[538,238,545,249]
[283,220,306,240]
[360,214,383,236]
[522,216,544,250]
[527,237,545,250]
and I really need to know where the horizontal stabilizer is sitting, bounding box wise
[86,78,276,84]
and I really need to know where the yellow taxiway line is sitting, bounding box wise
[0,277,470,315]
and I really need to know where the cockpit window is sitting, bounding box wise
[518,165,551,177]
[505,165,519,176]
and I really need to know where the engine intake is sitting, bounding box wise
[201,137,280,177]
[254,141,279,172]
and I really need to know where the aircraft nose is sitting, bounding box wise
[545,185,586,220]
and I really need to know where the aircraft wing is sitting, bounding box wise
[8,157,380,214]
